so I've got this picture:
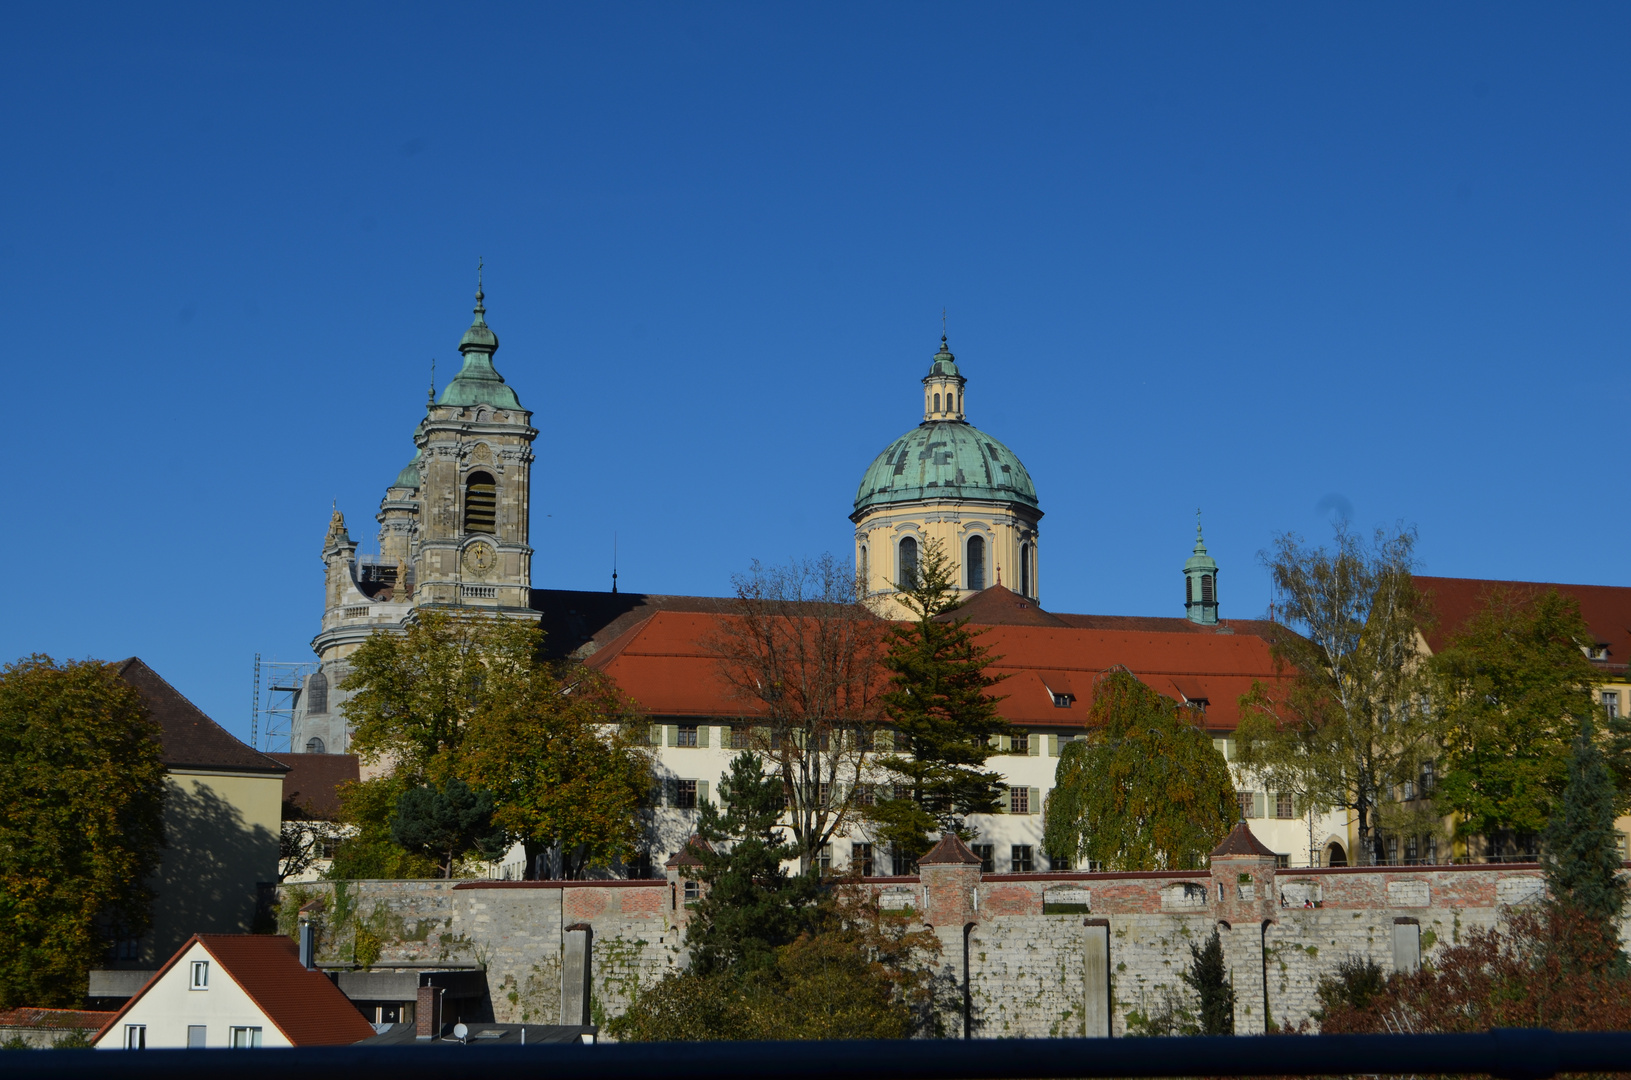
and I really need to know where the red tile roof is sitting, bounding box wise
[0,1008,114,1030]
[586,607,1290,732]
[1416,576,1631,676]
[268,752,360,820]
[116,659,288,774]
[1211,821,1277,858]
[920,832,983,865]
[96,934,374,1047]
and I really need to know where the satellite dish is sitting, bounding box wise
[453,1023,469,1041]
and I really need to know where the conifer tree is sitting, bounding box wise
[1544,713,1628,927]
[1184,928,1235,1035]
[871,538,1007,864]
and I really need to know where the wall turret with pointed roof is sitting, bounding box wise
[852,334,1042,616]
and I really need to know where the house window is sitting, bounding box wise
[1605,691,1621,719]
[463,471,497,534]
[854,728,874,752]
[1386,837,1400,866]
[230,1027,263,1049]
[683,880,700,905]
[1404,835,1420,865]
[187,1025,207,1048]
[854,783,875,808]
[967,535,986,591]
[1426,835,1439,865]
[1009,787,1030,814]
[728,726,749,749]
[1010,731,1029,754]
[818,783,831,807]
[898,537,919,587]
[1590,645,1610,660]
[305,670,328,714]
[859,544,869,585]
[853,842,874,877]
[1011,845,1035,873]
[934,393,941,412]
[1421,760,1437,795]
[115,937,140,961]
[190,960,209,990]
[892,848,915,876]
[1275,792,1295,819]
[1236,791,1256,821]
[304,737,326,754]
[1052,693,1074,708]
[972,843,995,874]
[676,725,698,747]
[818,844,833,875]
[125,1025,146,1050]
[1049,850,1072,871]
[1020,543,1033,597]
[675,779,697,809]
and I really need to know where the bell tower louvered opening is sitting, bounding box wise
[464,471,497,534]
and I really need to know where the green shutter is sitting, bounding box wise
[663,778,676,806]
[1028,787,1041,815]
[1252,792,1266,819]
[1048,733,1060,756]
[995,787,1008,814]
[666,725,678,748]
[999,734,1012,753]
[698,725,710,749]
[1028,734,1041,757]
[876,729,894,752]
[650,724,663,747]
[697,780,709,805]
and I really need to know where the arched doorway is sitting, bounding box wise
[1325,841,1347,868]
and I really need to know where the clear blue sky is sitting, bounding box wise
[2,4,1627,743]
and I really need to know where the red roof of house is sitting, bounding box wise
[585,603,1291,732]
[116,659,288,774]
[0,1008,115,1031]
[268,752,360,820]
[1211,821,1277,858]
[1416,576,1631,677]
[920,832,983,865]
[96,934,374,1047]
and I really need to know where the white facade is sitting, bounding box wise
[95,941,288,1050]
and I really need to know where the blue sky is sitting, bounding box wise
[2,4,1627,743]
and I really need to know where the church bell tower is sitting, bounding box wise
[1184,513,1219,625]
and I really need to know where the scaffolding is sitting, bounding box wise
[250,654,317,753]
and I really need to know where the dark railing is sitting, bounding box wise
[8,1030,1631,1080]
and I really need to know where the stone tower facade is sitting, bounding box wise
[852,337,1042,617]
[294,272,537,755]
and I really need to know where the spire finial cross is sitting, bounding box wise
[1196,507,1203,538]
[941,307,947,348]
[474,257,486,315]
[428,358,436,403]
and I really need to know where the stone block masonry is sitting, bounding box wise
[277,844,1582,1038]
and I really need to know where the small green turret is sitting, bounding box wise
[437,260,522,409]
[1184,511,1219,625]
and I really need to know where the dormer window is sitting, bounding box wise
[1052,693,1074,708]
[1589,644,1609,661]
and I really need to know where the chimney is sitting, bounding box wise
[416,985,443,1039]
[298,921,316,970]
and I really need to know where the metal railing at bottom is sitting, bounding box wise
[8,1029,1631,1080]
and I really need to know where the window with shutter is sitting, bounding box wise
[1252,791,1266,819]
[463,471,497,534]
[697,725,710,748]
[1028,786,1041,814]
[696,780,709,805]
[666,725,678,747]
[1048,734,1060,756]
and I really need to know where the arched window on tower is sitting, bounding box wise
[858,544,869,586]
[967,535,986,591]
[305,737,326,755]
[1202,574,1215,603]
[934,393,941,413]
[464,471,497,534]
[898,536,919,587]
[1186,577,1194,603]
[1020,542,1033,597]
[306,670,328,715]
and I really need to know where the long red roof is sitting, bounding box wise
[585,604,1290,731]
[1416,575,1631,677]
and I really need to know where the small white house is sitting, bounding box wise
[94,934,374,1049]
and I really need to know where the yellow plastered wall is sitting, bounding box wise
[855,497,1040,619]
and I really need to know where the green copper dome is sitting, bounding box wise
[854,420,1038,515]
[437,269,522,410]
[393,448,421,490]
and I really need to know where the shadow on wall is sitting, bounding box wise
[146,779,280,962]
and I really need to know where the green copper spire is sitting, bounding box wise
[1184,510,1219,625]
[438,259,522,409]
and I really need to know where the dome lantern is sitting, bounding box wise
[1184,511,1220,625]
[922,335,967,421]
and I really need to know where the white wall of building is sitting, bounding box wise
[94,941,290,1050]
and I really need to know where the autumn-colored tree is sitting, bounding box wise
[461,666,652,879]
[708,555,888,874]
[0,656,167,1007]
[871,538,1007,863]
[1044,668,1236,871]
[1235,524,1439,865]
[1432,587,1606,844]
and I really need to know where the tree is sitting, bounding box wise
[1432,588,1604,846]
[461,666,652,879]
[1543,712,1628,928]
[1184,928,1235,1035]
[708,555,888,874]
[685,752,822,977]
[871,538,1008,863]
[277,819,347,882]
[0,656,167,1007]
[390,778,508,879]
[1044,668,1236,871]
[1235,524,1439,866]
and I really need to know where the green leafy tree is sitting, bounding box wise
[1044,668,1236,871]
[1236,524,1439,865]
[461,666,653,879]
[1184,928,1235,1035]
[871,538,1008,863]
[1433,588,1605,844]
[389,778,508,879]
[0,656,167,1007]
[1543,713,1628,928]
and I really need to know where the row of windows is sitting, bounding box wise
[650,723,1058,754]
[124,1025,262,1049]
[1185,573,1216,603]
[860,535,1036,597]
[928,391,961,413]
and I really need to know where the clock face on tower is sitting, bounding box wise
[463,541,497,574]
